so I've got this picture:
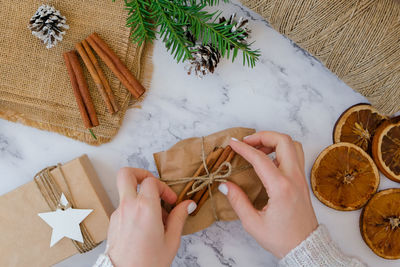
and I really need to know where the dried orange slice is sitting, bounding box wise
[360,189,400,259]
[372,121,400,183]
[333,104,387,154]
[311,143,379,211]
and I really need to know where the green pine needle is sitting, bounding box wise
[89,129,97,140]
[152,0,193,62]
[177,0,229,6]
[114,0,260,67]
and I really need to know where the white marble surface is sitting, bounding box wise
[1,1,399,266]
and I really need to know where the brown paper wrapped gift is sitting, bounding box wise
[154,127,268,235]
[0,155,114,267]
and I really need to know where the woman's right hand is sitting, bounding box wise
[219,131,318,259]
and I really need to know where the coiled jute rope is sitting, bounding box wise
[241,0,400,115]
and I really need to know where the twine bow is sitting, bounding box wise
[163,161,233,196]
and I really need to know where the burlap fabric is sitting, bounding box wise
[0,0,153,145]
[241,0,400,115]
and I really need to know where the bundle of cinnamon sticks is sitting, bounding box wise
[63,32,145,135]
[176,145,236,215]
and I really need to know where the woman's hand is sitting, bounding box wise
[219,131,318,258]
[106,168,196,267]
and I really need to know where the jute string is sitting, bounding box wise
[241,0,400,115]
[161,138,251,220]
[34,165,99,253]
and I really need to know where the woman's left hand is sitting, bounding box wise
[106,167,196,267]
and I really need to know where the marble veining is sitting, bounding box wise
[1,1,399,266]
[0,134,22,160]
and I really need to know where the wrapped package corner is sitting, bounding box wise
[0,154,114,267]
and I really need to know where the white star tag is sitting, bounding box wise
[38,194,93,247]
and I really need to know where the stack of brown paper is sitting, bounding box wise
[154,127,269,235]
[0,155,114,267]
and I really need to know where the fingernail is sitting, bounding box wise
[187,202,197,214]
[243,135,251,140]
[218,183,228,195]
[231,137,239,142]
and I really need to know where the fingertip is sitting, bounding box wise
[187,201,197,215]
[141,177,178,204]
[229,137,243,151]
[165,200,193,245]
[294,141,305,156]
[117,167,132,183]
[230,137,240,147]
[293,140,303,147]
[222,181,237,198]
[166,189,178,204]
[175,199,193,212]
[218,183,229,195]
[223,181,241,197]
[161,182,178,204]
[116,168,138,201]
[222,182,260,227]
[243,134,256,143]
[229,139,240,154]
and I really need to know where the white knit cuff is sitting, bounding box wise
[278,225,366,267]
[93,253,114,267]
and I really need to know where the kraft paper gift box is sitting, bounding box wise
[154,127,269,235]
[0,155,114,267]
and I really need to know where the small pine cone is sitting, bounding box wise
[219,13,250,44]
[28,4,69,49]
[183,25,196,46]
[185,31,196,46]
[186,44,221,78]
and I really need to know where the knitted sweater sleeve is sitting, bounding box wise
[279,225,366,267]
[93,225,366,267]
[93,253,113,267]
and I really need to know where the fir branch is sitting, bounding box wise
[203,22,260,67]
[168,1,260,66]
[114,0,260,67]
[181,0,229,6]
[152,0,193,62]
[202,0,229,5]
[114,0,156,45]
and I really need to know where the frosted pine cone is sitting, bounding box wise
[28,5,69,49]
[186,45,221,78]
[185,13,251,77]
[183,25,196,45]
[219,13,250,45]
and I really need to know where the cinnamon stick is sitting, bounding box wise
[86,33,145,99]
[90,33,145,97]
[63,52,92,129]
[176,147,224,205]
[82,39,119,113]
[191,146,236,216]
[75,42,116,114]
[75,42,115,114]
[86,36,140,99]
[67,51,99,127]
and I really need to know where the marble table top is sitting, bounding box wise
[1,1,399,266]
